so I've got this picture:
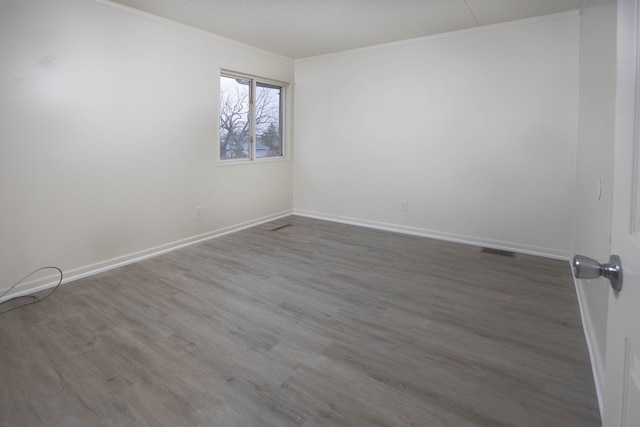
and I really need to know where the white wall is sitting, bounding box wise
[0,0,294,292]
[574,0,617,399]
[294,14,580,257]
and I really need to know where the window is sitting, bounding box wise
[219,72,285,161]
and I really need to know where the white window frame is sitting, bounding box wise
[218,70,288,164]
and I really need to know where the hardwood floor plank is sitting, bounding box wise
[0,216,599,426]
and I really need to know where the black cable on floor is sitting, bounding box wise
[0,267,63,315]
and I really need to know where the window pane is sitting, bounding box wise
[255,82,283,158]
[220,76,250,160]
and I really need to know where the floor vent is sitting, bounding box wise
[481,247,516,258]
[270,224,292,232]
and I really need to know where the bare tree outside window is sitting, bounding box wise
[219,74,283,161]
[219,76,250,160]
[255,82,282,158]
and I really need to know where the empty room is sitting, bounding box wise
[1,0,639,425]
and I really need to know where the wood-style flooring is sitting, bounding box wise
[0,216,600,426]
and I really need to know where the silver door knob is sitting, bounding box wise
[572,254,623,292]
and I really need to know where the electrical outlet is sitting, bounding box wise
[400,200,409,212]
[195,206,203,220]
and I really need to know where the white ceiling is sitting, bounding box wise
[108,0,585,59]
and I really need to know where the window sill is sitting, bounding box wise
[217,156,288,167]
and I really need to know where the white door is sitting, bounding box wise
[603,0,640,425]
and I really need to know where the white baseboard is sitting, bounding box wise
[293,210,570,260]
[0,210,293,304]
[571,271,605,417]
